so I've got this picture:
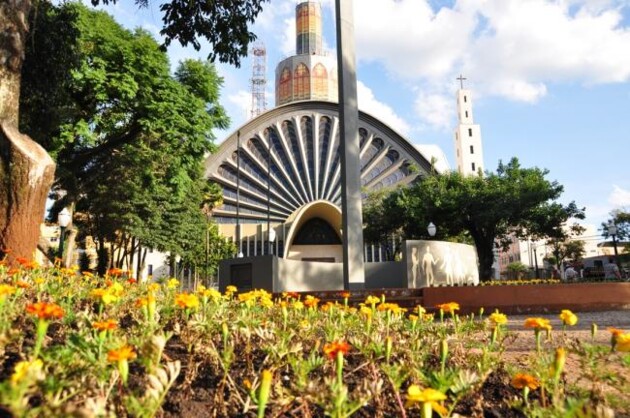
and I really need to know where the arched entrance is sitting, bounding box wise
[283,200,342,262]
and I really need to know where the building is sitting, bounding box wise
[204,1,447,265]
[453,76,484,176]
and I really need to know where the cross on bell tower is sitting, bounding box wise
[456,74,466,89]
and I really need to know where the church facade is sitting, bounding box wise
[205,1,445,266]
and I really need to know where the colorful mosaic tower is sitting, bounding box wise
[275,1,338,106]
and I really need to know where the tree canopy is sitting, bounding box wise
[20,2,232,274]
[364,158,585,280]
[1,0,266,263]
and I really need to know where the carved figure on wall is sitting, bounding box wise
[441,246,454,285]
[411,247,420,287]
[422,246,438,286]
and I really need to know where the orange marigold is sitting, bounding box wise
[107,345,136,362]
[608,327,625,337]
[15,280,31,289]
[524,317,552,331]
[92,319,118,331]
[26,302,64,320]
[511,373,540,390]
[323,340,351,360]
[303,295,320,308]
[436,302,460,313]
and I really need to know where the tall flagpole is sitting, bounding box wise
[335,0,365,290]
[236,130,242,257]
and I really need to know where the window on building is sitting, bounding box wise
[464,95,467,103]
[472,162,476,171]
[470,145,474,154]
[294,64,310,100]
[278,67,291,104]
[148,264,153,275]
[312,63,328,98]
[465,110,469,118]
[468,128,473,137]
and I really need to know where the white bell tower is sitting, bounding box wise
[453,75,484,176]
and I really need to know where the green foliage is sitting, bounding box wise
[88,0,269,67]
[364,158,584,281]
[21,3,231,272]
[507,262,529,273]
[602,209,630,241]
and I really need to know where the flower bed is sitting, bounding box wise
[0,262,629,417]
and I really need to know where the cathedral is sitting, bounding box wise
[204,1,453,267]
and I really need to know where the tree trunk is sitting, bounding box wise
[0,0,56,265]
[62,227,77,268]
[0,123,55,264]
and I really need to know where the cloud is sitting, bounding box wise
[227,90,252,123]
[357,81,411,135]
[414,92,454,131]
[608,185,630,207]
[347,0,630,126]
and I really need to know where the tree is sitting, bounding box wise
[602,209,630,241]
[0,0,267,264]
[364,158,584,281]
[546,237,586,271]
[24,4,231,273]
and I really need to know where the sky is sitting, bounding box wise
[94,0,630,241]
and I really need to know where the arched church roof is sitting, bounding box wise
[204,100,438,224]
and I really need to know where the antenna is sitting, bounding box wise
[250,41,267,118]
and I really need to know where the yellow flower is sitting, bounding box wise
[200,288,222,302]
[175,293,200,309]
[225,285,238,294]
[293,300,304,310]
[0,284,16,298]
[524,317,552,331]
[423,313,435,322]
[407,385,447,403]
[409,314,419,322]
[436,302,460,313]
[615,334,630,352]
[406,385,448,415]
[108,282,124,297]
[148,283,160,293]
[359,306,372,318]
[166,278,180,289]
[377,302,406,315]
[90,288,118,305]
[365,295,380,306]
[488,312,508,326]
[11,359,44,385]
[511,373,540,390]
[559,310,578,326]
[414,305,426,315]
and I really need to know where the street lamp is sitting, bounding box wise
[608,222,620,269]
[427,222,437,238]
[57,208,71,260]
[268,227,276,256]
[174,254,182,282]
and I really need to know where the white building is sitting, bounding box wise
[453,79,484,176]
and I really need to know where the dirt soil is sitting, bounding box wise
[159,311,630,418]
